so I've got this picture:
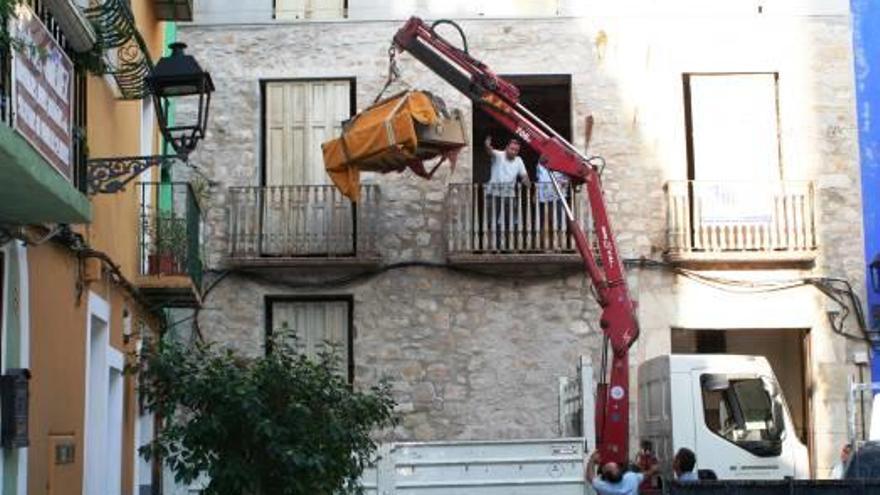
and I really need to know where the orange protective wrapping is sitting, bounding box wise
[322,91,439,201]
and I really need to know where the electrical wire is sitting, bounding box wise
[629,257,873,343]
[199,257,871,343]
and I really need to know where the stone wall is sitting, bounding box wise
[179,9,866,474]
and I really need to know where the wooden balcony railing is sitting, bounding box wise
[227,185,379,260]
[445,183,593,260]
[665,180,817,262]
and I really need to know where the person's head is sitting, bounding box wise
[640,440,654,454]
[504,139,521,159]
[673,448,697,475]
[841,443,853,462]
[600,462,623,483]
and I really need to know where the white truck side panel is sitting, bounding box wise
[638,355,674,470]
[362,438,589,494]
[671,371,697,460]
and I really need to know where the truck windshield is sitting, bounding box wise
[701,375,784,457]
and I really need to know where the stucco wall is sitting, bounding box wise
[179,7,866,475]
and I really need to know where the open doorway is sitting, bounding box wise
[472,75,572,183]
[671,328,812,454]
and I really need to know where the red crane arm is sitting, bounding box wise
[393,17,640,464]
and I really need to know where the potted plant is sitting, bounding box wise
[147,212,188,275]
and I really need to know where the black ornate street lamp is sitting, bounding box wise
[87,42,214,194]
[146,42,214,156]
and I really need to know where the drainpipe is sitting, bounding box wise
[159,21,178,213]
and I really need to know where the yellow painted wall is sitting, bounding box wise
[85,0,165,283]
[27,243,159,495]
[27,1,167,494]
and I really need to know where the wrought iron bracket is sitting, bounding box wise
[87,155,184,194]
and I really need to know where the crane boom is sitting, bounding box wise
[392,17,640,464]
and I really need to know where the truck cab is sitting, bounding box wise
[639,354,809,480]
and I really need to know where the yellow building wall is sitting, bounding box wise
[27,1,168,494]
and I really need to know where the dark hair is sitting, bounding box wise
[602,469,623,483]
[675,448,696,472]
[640,440,654,451]
[507,138,521,147]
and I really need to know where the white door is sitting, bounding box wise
[263,80,352,255]
[688,74,780,225]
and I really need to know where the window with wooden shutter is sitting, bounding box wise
[274,0,346,20]
[261,80,355,256]
[268,299,352,381]
[264,80,352,186]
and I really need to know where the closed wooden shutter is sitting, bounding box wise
[271,300,350,375]
[263,80,353,256]
[310,0,345,19]
[265,80,351,186]
[274,0,345,20]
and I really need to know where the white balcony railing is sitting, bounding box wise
[446,183,593,257]
[665,180,817,260]
[227,185,379,259]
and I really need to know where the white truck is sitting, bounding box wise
[358,354,809,494]
[639,354,810,480]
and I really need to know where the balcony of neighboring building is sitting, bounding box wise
[226,184,381,268]
[136,182,203,307]
[152,0,193,20]
[445,182,594,267]
[664,180,817,266]
[0,5,92,225]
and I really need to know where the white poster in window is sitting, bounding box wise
[697,182,774,225]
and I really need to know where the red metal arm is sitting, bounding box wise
[394,17,640,464]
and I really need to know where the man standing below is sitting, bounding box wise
[673,448,699,482]
[484,136,529,250]
[586,450,659,495]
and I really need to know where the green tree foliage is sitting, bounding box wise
[133,334,397,495]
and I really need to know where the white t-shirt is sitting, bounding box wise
[591,472,644,495]
[677,471,699,482]
[487,150,527,197]
[536,163,568,202]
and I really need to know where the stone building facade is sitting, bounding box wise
[180,0,867,476]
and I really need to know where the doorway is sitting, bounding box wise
[671,328,812,448]
[471,74,572,183]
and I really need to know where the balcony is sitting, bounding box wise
[227,185,380,268]
[445,183,593,267]
[136,182,202,307]
[152,0,193,21]
[665,180,817,265]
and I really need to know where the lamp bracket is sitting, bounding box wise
[87,155,186,194]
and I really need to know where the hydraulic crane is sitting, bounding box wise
[390,17,640,465]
